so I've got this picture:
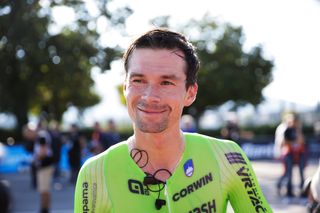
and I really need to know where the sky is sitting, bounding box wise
[58,0,320,126]
[30,0,320,126]
[110,0,320,105]
[1,0,319,128]
[1,0,319,129]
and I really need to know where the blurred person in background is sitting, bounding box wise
[303,159,320,213]
[34,131,54,213]
[48,121,63,184]
[22,123,38,189]
[90,121,106,155]
[314,121,320,143]
[0,180,11,213]
[292,114,307,195]
[180,114,197,133]
[220,120,240,142]
[274,115,288,160]
[309,160,320,212]
[67,123,82,184]
[104,119,121,150]
[275,113,306,197]
[0,143,11,212]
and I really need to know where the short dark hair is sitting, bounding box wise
[123,28,200,89]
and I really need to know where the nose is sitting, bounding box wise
[141,84,161,102]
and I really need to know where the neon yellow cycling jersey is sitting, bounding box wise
[74,133,272,213]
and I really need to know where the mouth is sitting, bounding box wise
[136,102,169,117]
[138,107,166,114]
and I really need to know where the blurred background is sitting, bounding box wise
[0,0,320,212]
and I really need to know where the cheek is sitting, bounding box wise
[125,90,138,112]
[125,96,135,118]
[124,90,129,103]
[170,95,188,112]
[124,85,135,102]
[125,92,133,108]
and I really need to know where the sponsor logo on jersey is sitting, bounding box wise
[82,182,90,213]
[225,152,247,165]
[184,159,194,177]
[128,179,150,196]
[172,172,213,202]
[81,182,97,212]
[188,199,216,213]
[237,166,267,212]
[92,182,97,212]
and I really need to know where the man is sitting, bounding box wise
[74,28,272,212]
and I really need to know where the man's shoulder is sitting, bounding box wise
[184,132,240,150]
[184,133,244,166]
[81,141,128,169]
[184,132,237,144]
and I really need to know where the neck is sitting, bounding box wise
[128,130,185,180]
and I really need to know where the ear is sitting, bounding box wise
[184,83,198,107]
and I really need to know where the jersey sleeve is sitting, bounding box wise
[74,154,112,213]
[215,140,273,213]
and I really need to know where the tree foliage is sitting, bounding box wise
[116,16,274,121]
[0,0,130,132]
[180,17,274,119]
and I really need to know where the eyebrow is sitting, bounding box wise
[161,74,181,81]
[128,72,144,79]
[128,72,182,81]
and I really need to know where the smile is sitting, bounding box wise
[138,108,166,114]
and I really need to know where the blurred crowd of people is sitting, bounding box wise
[21,118,120,213]
[1,112,319,213]
[273,112,320,213]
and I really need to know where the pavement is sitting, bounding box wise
[1,170,74,213]
[1,160,319,213]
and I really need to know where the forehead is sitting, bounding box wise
[127,48,186,75]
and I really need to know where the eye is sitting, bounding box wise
[161,80,175,86]
[131,78,144,84]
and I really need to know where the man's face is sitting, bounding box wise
[124,48,197,133]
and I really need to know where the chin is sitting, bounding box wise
[137,122,168,134]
